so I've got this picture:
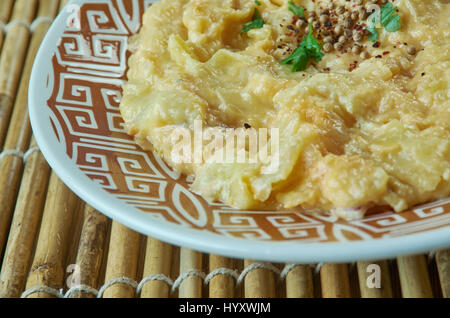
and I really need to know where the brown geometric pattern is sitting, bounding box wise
[44,0,450,242]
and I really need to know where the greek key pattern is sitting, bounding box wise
[44,0,450,242]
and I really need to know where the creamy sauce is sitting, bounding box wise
[120,0,450,219]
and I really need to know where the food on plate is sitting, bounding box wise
[119,0,450,220]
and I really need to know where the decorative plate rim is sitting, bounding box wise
[28,0,450,263]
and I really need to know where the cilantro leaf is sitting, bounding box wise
[280,24,323,72]
[381,3,401,32]
[288,0,304,18]
[366,13,379,42]
[241,8,264,34]
[255,0,261,5]
[367,27,379,42]
[366,2,401,41]
[303,24,324,62]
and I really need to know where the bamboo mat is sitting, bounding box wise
[0,0,449,299]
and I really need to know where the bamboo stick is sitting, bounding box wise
[0,0,14,23]
[170,246,180,298]
[436,249,450,298]
[66,205,109,298]
[23,172,81,298]
[0,0,59,265]
[102,221,141,298]
[140,238,173,298]
[0,140,50,297]
[285,265,314,298]
[244,260,276,298]
[209,255,234,298]
[0,155,25,257]
[0,0,15,52]
[179,248,203,298]
[0,0,38,145]
[320,264,351,298]
[64,200,85,276]
[357,261,393,298]
[397,255,433,298]
[59,0,70,10]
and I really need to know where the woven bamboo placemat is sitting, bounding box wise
[0,0,449,299]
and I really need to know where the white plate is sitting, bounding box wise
[29,0,450,263]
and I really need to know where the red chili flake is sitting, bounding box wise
[375,55,382,58]
[383,51,390,55]
[373,42,381,48]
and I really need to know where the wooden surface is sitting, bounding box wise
[0,0,448,299]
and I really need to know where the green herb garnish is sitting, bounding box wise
[241,8,264,34]
[380,2,402,32]
[288,0,304,18]
[367,24,379,42]
[255,0,261,5]
[280,24,324,72]
[366,2,401,42]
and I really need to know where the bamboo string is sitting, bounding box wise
[208,255,235,298]
[178,248,203,298]
[0,0,38,146]
[23,172,82,298]
[356,261,393,298]
[284,264,314,298]
[320,264,351,298]
[140,238,173,298]
[15,251,449,298]
[244,260,277,298]
[0,0,59,267]
[436,249,450,298]
[102,221,141,298]
[397,255,433,298]
[65,205,109,298]
[0,139,50,297]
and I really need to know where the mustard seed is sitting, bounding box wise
[334,42,344,51]
[324,42,333,53]
[324,35,333,43]
[407,46,417,55]
[319,14,329,24]
[352,44,362,54]
[334,25,344,35]
[360,51,369,59]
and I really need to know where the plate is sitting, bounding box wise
[29,0,450,263]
